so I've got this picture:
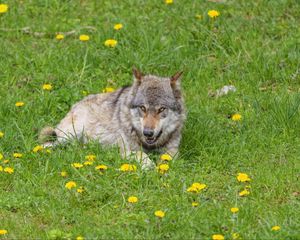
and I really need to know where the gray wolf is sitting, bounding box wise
[39,69,186,169]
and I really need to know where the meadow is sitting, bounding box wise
[0,0,300,239]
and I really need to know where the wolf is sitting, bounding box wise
[39,69,186,169]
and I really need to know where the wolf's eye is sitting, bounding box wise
[139,106,146,112]
[158,107,166,113]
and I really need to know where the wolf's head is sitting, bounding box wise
[129,68,185,148]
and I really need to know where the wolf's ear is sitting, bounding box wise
[170,71,183,87]
[133,68,144,83]
[170,71,183,100]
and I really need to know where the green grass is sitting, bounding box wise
[0,0,300,239]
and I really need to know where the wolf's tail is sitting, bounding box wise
[39,126,57,144]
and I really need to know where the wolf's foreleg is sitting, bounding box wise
[117,138,155,170]
[131,151,155,170]
[121,149,155,170]
[115,133,155,170]
[164,130,181,159]
[165,148,179,159]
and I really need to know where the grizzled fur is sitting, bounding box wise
[40,69,186,169]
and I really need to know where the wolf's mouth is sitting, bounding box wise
[145,137,156,144]
[145,130,162,145]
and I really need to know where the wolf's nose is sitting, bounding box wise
[143,128,154,137]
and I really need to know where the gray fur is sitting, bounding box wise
[40,70,186,169]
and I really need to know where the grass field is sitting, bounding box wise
[0,0,300,239]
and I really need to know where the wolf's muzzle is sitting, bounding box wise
[144,130,163,145]
[143,128,154,137]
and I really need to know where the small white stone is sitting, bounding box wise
[215,85,236,97]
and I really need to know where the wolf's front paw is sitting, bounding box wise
[134,151,155,171]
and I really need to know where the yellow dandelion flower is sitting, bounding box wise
[208,10,220,18]
[102,87,115,93]
[114,23,123,30]
[0,166,2,171]
[192,201,199,207]
[271,225,280,231]
[33,145,44,153]
[154,210,165,218]
[104,39,117,48]
[15,101,25,107]
[79,34,90,41]
[237,173,251,182]
[232,233,240,240]
[95,164,108,171]
[4,167,14,174]
[76,236,84,240]
[83,161,93,166]
[55,34,64,40]
[85,154,96,161]
[0,131,4,138]
[187,186,198,193]
[212,234,224,240]
[231,207,239,213]
[187,182,207,193]
[128,196,138,203]
[3,159,9,164]
[60,171,67,177]
[13,153,22,158]
[65,181,76,189]
[120,163,137,172]
[0,153,3,160]
[192,182,207,190]
[157,163,169,174]
[71,163,84,169]
[0,4,8,13]
[160,153,172,161]
[77,186,85,193]
[195,14,202,20]
[0,229,8,235]
[165,0,173,4]
[231,113,242,121]
[239,189,250,197]
[42,84,53,91]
